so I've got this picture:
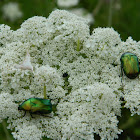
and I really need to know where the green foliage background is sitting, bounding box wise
[0,0,140,140]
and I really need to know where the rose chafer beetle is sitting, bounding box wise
[18,98,52,117]
[120,52,140,79]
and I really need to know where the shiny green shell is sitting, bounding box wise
[18,98,52,114]
[120,52,139,79]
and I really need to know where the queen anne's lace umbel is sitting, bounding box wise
[0,9,140,140]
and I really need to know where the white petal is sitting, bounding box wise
[15,51,33,71]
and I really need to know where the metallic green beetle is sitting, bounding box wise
[18,98,52,117]
[120,52,140,79]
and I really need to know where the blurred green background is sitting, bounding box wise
[0,0,140,140]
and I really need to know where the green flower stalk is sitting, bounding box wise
[43,84,47,99]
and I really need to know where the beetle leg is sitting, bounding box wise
[120,65,124,94]
[30,112,34,118]
[139,62,140,74]
[45,114,52,118]
[36,112,52,118]
[41,114,52,118]
[23,111,26,117]
[120,65,123,83]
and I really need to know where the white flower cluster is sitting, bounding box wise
[85,27,122,63]
[0,9,140,140]
[0,24,13,47]
[19,16,50,46]
[0,93,19,123]
[57,0,79,7]
[57,83,122,140]
[69,8,94,24]
[57,0,94,25]
[124,91,140,116]
[1,2,23,22]
[123,77,140,116]
[30,65,65,103]
[12,124,43,140]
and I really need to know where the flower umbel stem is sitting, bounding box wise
[2,120,12,140]
[76,38,81,51]
[108,0,113,27]
[43,84,47,99]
